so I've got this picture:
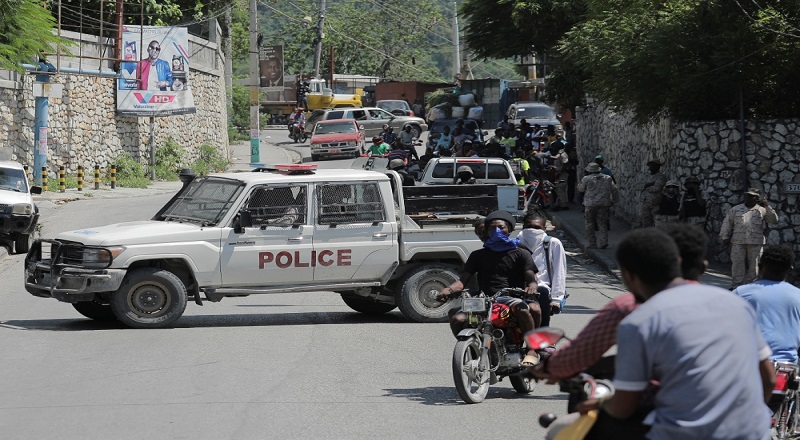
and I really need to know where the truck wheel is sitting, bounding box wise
[72,301,117,322]
[311,153,320,162]
[14,232,33,254]
[110,268,187,329]
[407,125,421,139]
[340,294,397,315]
[397,263,459,323]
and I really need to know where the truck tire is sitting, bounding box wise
[407,125,421,139]
[14,232,32,254]
[397,263,459,323]
[73,301,117,322]
[340,294,397,315]
[110,268,187,329]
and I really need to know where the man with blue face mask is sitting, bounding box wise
[439,210,543,366]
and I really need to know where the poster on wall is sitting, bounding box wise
[116,25,196,117]
[260,45,286,102]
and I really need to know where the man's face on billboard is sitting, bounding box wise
[267,59,281,81]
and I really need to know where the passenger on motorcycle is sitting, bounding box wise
[734,244,800,364]
[366,136,390,157]
[288,107,305,134]
[432,126,453,156]
[380,124,397,146]
[399,125,420,161]
[555,227,774,440]
[439,210,543,367]
[518,210,567,325]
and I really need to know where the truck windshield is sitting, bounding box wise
[157,176,244,226]
[315,122,356,134]
[516,106,555,119]
[0,168,28,192]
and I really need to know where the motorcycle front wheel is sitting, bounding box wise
[453,337,490,404]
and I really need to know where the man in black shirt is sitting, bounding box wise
[439,210,543,366]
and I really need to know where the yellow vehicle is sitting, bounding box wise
[305,78,362,110]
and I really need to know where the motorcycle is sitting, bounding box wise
[290,122,307,143]
[446,287,540,404]
[770,361,800,439]
[525,178,554,212]
[529,328,616,440]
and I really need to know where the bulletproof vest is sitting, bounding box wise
[682,193,707,218]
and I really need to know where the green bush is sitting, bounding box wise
[111,152,149,189]
[154,138,185,181]
[192,143,230,175]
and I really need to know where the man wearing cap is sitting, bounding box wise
[366,136,390,157]
[380,124,397,146]
[454,165,479,184]
[578,162,618,249]
[679,176,707,227]
[638,159,667,227]
[388,159,415,186]
[439,210,543,366]
[720,188,779,289]
[654,181,681,227]
[594,155,616,184]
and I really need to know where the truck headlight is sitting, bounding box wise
[82,246,125,268]
[12,203,33,215]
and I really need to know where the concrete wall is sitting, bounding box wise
[575,103,800,263]
[0,28,228,173]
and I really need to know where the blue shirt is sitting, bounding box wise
[735,280,800,363]
[615,283,771,440]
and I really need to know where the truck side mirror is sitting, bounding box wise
[235,210,253,233]
[30,186,42,195]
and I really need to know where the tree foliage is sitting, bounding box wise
[0,0,72,70]
[558,0,800,121]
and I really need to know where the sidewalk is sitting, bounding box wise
[546,202,732,289]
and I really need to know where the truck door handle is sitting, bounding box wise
[288,237,304,242]
[373,233,388,239]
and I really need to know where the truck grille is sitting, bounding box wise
[320,142,348,148]
[40,240,85,266]
[0,204,7,211]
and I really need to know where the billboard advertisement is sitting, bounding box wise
[117,26,196,117]
[259,45,285,90]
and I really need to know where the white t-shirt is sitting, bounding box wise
[517,228,566,302]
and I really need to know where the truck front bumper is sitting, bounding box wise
[24,239,126,303]
[0,212,38,234]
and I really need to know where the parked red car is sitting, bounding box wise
[309,119,366,161]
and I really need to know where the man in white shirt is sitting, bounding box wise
[518,210,567,325]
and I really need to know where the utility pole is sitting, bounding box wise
[224,5,233,124]
[249,0,260,163]
[452,2,461,80]
[313,0,326,78]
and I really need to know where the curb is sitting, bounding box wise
[545,210,622,281]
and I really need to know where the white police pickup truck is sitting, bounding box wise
[24,164,497,328]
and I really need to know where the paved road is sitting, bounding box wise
[0,189,627,439]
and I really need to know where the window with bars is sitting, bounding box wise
[317,183,385,225]
[245,185,307,227]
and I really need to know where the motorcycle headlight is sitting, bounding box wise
[82,246,125,268]
[12,203,33,215]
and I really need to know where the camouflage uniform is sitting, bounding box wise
[654,182,681,227]
[578,170,618,249]
[638,171,667,227]
[719,203,779,288]
[551,150,570,208]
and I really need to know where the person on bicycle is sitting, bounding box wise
[439,210,543,367]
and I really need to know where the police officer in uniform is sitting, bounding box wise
[679,176,707,228]
[719,188,779,289]
[638,159,667,227]
[577,163,618,249]
[654,181,681,227]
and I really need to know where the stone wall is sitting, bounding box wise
[0,29,228,173]
[575,104,800,263]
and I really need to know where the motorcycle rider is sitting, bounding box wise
[366,136,390,157]
[287,107,305,137]
[549,227,775,440]
[380,124,397,146]
[439,210,543,367]
[399,125,420,161]
[388,159,416,187]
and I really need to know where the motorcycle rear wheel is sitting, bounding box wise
[453,337,490,404]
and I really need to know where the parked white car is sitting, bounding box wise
[0,161,41,253]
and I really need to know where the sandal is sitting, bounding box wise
[521,353,540,367]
